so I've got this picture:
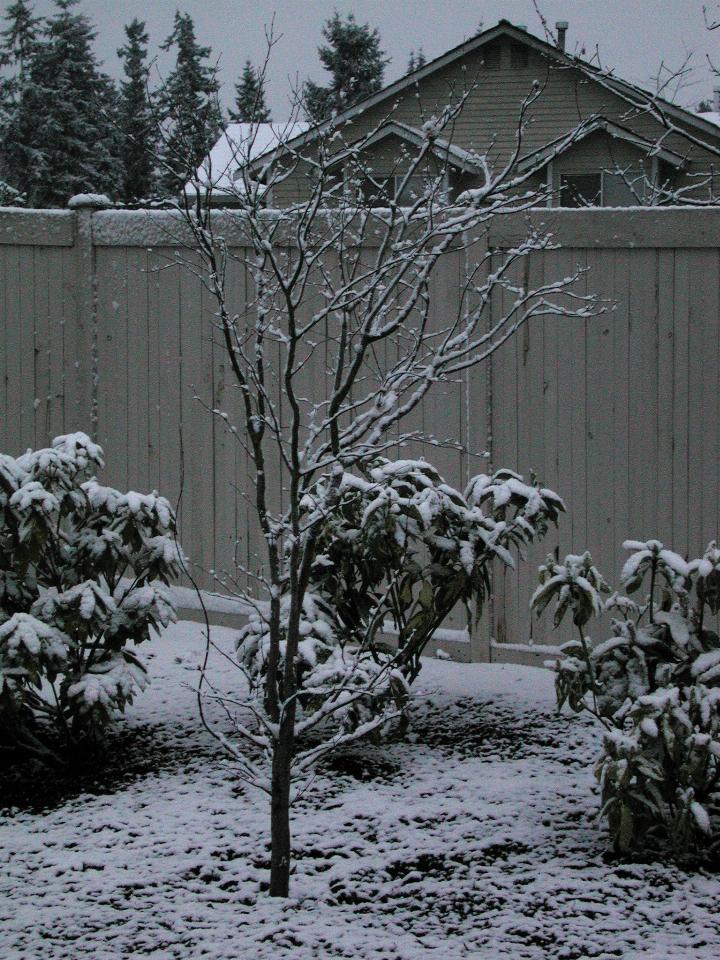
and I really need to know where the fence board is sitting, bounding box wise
[4,247,22,452]
[611,249,631,582]
[126,248,149,491]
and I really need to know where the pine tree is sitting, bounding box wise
[303,12,388,123]
[2,0,120,207]
[231,60,271,123]
[159,11,222,194]
[117,18,156,202]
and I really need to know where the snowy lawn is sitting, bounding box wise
[2,622,719,960]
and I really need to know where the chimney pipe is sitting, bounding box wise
[714,86,720,113]
[556,21,568,52]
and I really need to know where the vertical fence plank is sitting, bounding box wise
[33,247,50,447]
[686,248,705,557]
[657,248,675,544]
[159,252,182,517]
[670,250,688,553]
[612,248,631,577]
[96,247,129,489]
[490,249,519,646]
[699,248,719,549]
[585,248,616,574]
[44,248,65,444]
[19,248,36,450]
[4,246,22,452]
[629,249,659,541]
[125,248,150,492]
[146,248,162,493]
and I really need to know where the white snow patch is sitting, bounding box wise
[187,122,311,194]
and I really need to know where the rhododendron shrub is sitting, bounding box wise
[0,433,179,763]
[533,539,720,856]
[237,460,564,740]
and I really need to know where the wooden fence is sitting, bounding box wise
[1,201,719,663]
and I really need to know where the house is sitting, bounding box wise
[196,20,720,209]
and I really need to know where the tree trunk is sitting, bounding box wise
[269,717,294,896]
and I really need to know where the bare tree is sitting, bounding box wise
[152,60,600,897]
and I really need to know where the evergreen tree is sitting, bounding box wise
[407,48,427,73]
[0,0,40,79]
[303,12,388,123]
[3,0,120,207]
[159,11,222,194]
[230,60,271,123]
[0,0,41,200]
[117,18,156,202]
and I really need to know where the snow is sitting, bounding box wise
[188,122,311,193]
[172,583,257,616]
[697,110,720,127]
[66,193,112,209]
[2,620,719,959]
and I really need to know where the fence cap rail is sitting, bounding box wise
[1,203,719,249]
[487,207,720,248]
[0,208,75,246]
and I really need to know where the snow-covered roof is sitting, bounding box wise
[187,122,311,195]
[697,110,720,128]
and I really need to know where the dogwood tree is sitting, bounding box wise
[160,72,601,896]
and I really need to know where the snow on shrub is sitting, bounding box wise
[237,591,409,736]
[532,539,720,856]
[0,432,180,763]
[237,459,563,741]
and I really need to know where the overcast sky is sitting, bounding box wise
[25,1,720,115]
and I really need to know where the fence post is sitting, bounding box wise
[68,193,111,439]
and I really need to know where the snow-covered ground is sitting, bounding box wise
[2,622,719,959]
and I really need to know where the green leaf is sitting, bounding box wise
[418,581,434,610]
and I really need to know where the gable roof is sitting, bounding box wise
[250,19,720,165]
[326,121,487,174]
[516,117,689,173]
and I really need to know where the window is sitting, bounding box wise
[392,174,436,205]
[344,170,448,207]
[559,173,602,207]
[601,169,646,207]
[481,42,502,69]
[348,174,392,205]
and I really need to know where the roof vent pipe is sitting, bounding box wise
[556,21,568,52]
[714,86,720,112]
